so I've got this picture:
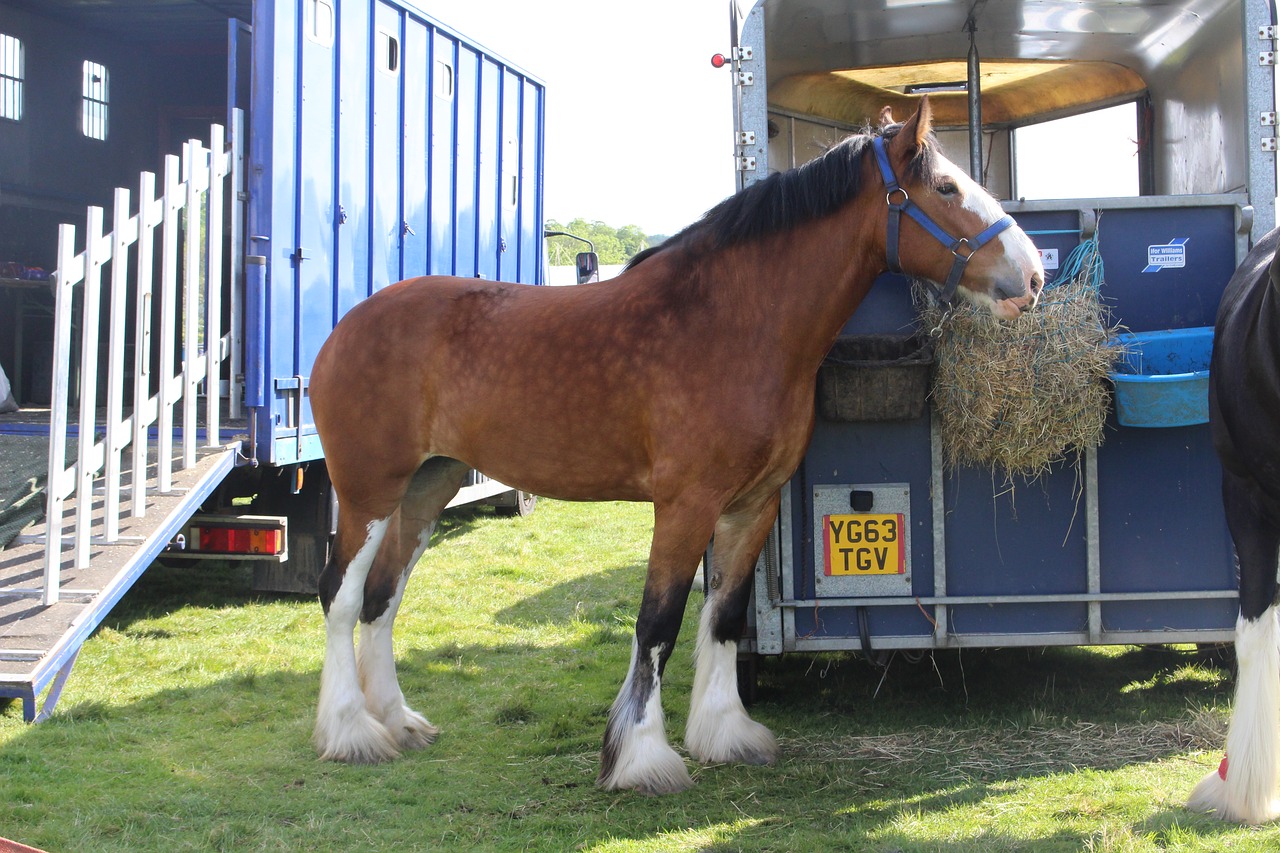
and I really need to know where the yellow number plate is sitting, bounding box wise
[822,513,905,576]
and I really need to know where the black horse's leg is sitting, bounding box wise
[1189,469,1280,823]
[685,492,781,766]
[598,498,719,794]
[357,457,471,751]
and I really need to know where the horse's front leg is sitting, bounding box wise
[598,500,718,794]
[1188,470,1280,823]
[685,492,780,767]
[357,458,470,752]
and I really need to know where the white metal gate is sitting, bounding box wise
[30,111,245,606]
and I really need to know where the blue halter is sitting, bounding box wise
[871,135,1016,305]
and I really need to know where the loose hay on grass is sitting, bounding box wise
[923,259,1122,480]
[784,708,1226,785]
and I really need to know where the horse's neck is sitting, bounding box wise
[711,203,883,365]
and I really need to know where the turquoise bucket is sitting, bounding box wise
[1109,327,1213,428]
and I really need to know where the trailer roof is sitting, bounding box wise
[756,0,1245,127]
[5,0,252,42]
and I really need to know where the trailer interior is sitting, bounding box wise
[750,0,1273,220]
[0,0,250,405]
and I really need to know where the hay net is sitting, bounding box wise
[922,234,1121,480]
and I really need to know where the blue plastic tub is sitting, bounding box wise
[1109,327,1213,427]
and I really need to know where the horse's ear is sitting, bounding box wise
[878,105,895,128]
[894,96,933,154]
[911,95,933,146]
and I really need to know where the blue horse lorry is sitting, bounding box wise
[726,0,1280,685]
[0,0,556,593]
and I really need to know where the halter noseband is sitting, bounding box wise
[871,135,1016,305]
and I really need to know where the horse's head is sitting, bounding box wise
[875,98,1043,321]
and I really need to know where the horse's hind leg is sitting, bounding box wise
[1188,470,1280,823]
[685,493,780,767]
[315,501,400,764]
[357,457,470,751]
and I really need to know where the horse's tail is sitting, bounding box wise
[1188,607,1280,823]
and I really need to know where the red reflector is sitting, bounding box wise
[710,53,728,68]
[196,526,283,555]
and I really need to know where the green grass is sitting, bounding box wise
[0,499,1277,851]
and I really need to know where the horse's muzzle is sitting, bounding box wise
[995,270,1043,308]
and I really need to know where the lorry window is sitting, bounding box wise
[305,0,336,48]
[435,60,453,99]
[377,30,400,75]
[1013,102,1139,200]
[0,33,21,122]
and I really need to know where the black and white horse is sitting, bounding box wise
[1189,225,1280,823]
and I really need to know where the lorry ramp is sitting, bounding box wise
[0,431,242,722]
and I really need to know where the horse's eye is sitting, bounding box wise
[937,181,959,196]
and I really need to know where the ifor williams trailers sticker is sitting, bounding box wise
[1143,238,1188,273]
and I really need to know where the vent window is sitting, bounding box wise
[0,33,22,121]
[82,60,109,140]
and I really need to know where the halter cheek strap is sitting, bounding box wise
[871,135,1016,305]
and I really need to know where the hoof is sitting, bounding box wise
[1188,760,1280,824]
[314,709,401,764]
[597,743,694,795]
[386,706,440,751]
[686,711,779,767]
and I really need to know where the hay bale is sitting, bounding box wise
[923,245,1121,479]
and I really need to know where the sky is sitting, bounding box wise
[413,0,736,237]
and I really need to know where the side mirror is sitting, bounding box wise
[576,251,600,284]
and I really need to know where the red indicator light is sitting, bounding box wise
[710,53,728,68]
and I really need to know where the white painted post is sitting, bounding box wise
[103,186,133,542]
[157,154,181,493]
[206,124,225,448]
[131,172,158,518]
[182,139,204,470]
[228,109,246,422]
[74,206,106,570]
[43,224,79,605]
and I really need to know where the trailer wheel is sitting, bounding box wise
[496,490,537,517]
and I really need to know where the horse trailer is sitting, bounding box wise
[725,0,1279,674]
[0,0,545,719]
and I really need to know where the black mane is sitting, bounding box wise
[627,124,937,270]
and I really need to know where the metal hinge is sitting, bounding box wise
[291,246,308,263]
[1261,50,1276,66]
[1261,25,1278,40]
[1262,137,1278,152]
[733,46,754,61]
[1262,112,1277,126]
[735,156,757,171]
[735,71,754,86]
[736,130,757,145]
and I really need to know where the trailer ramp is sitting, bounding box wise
[0,436,241,721]
[0,115,247,721]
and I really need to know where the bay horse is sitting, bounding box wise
[1189,225,1280,823]
[307,98,1043,794]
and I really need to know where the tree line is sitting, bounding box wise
[545,219,667,266]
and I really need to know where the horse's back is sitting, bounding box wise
[310,275,663,501]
